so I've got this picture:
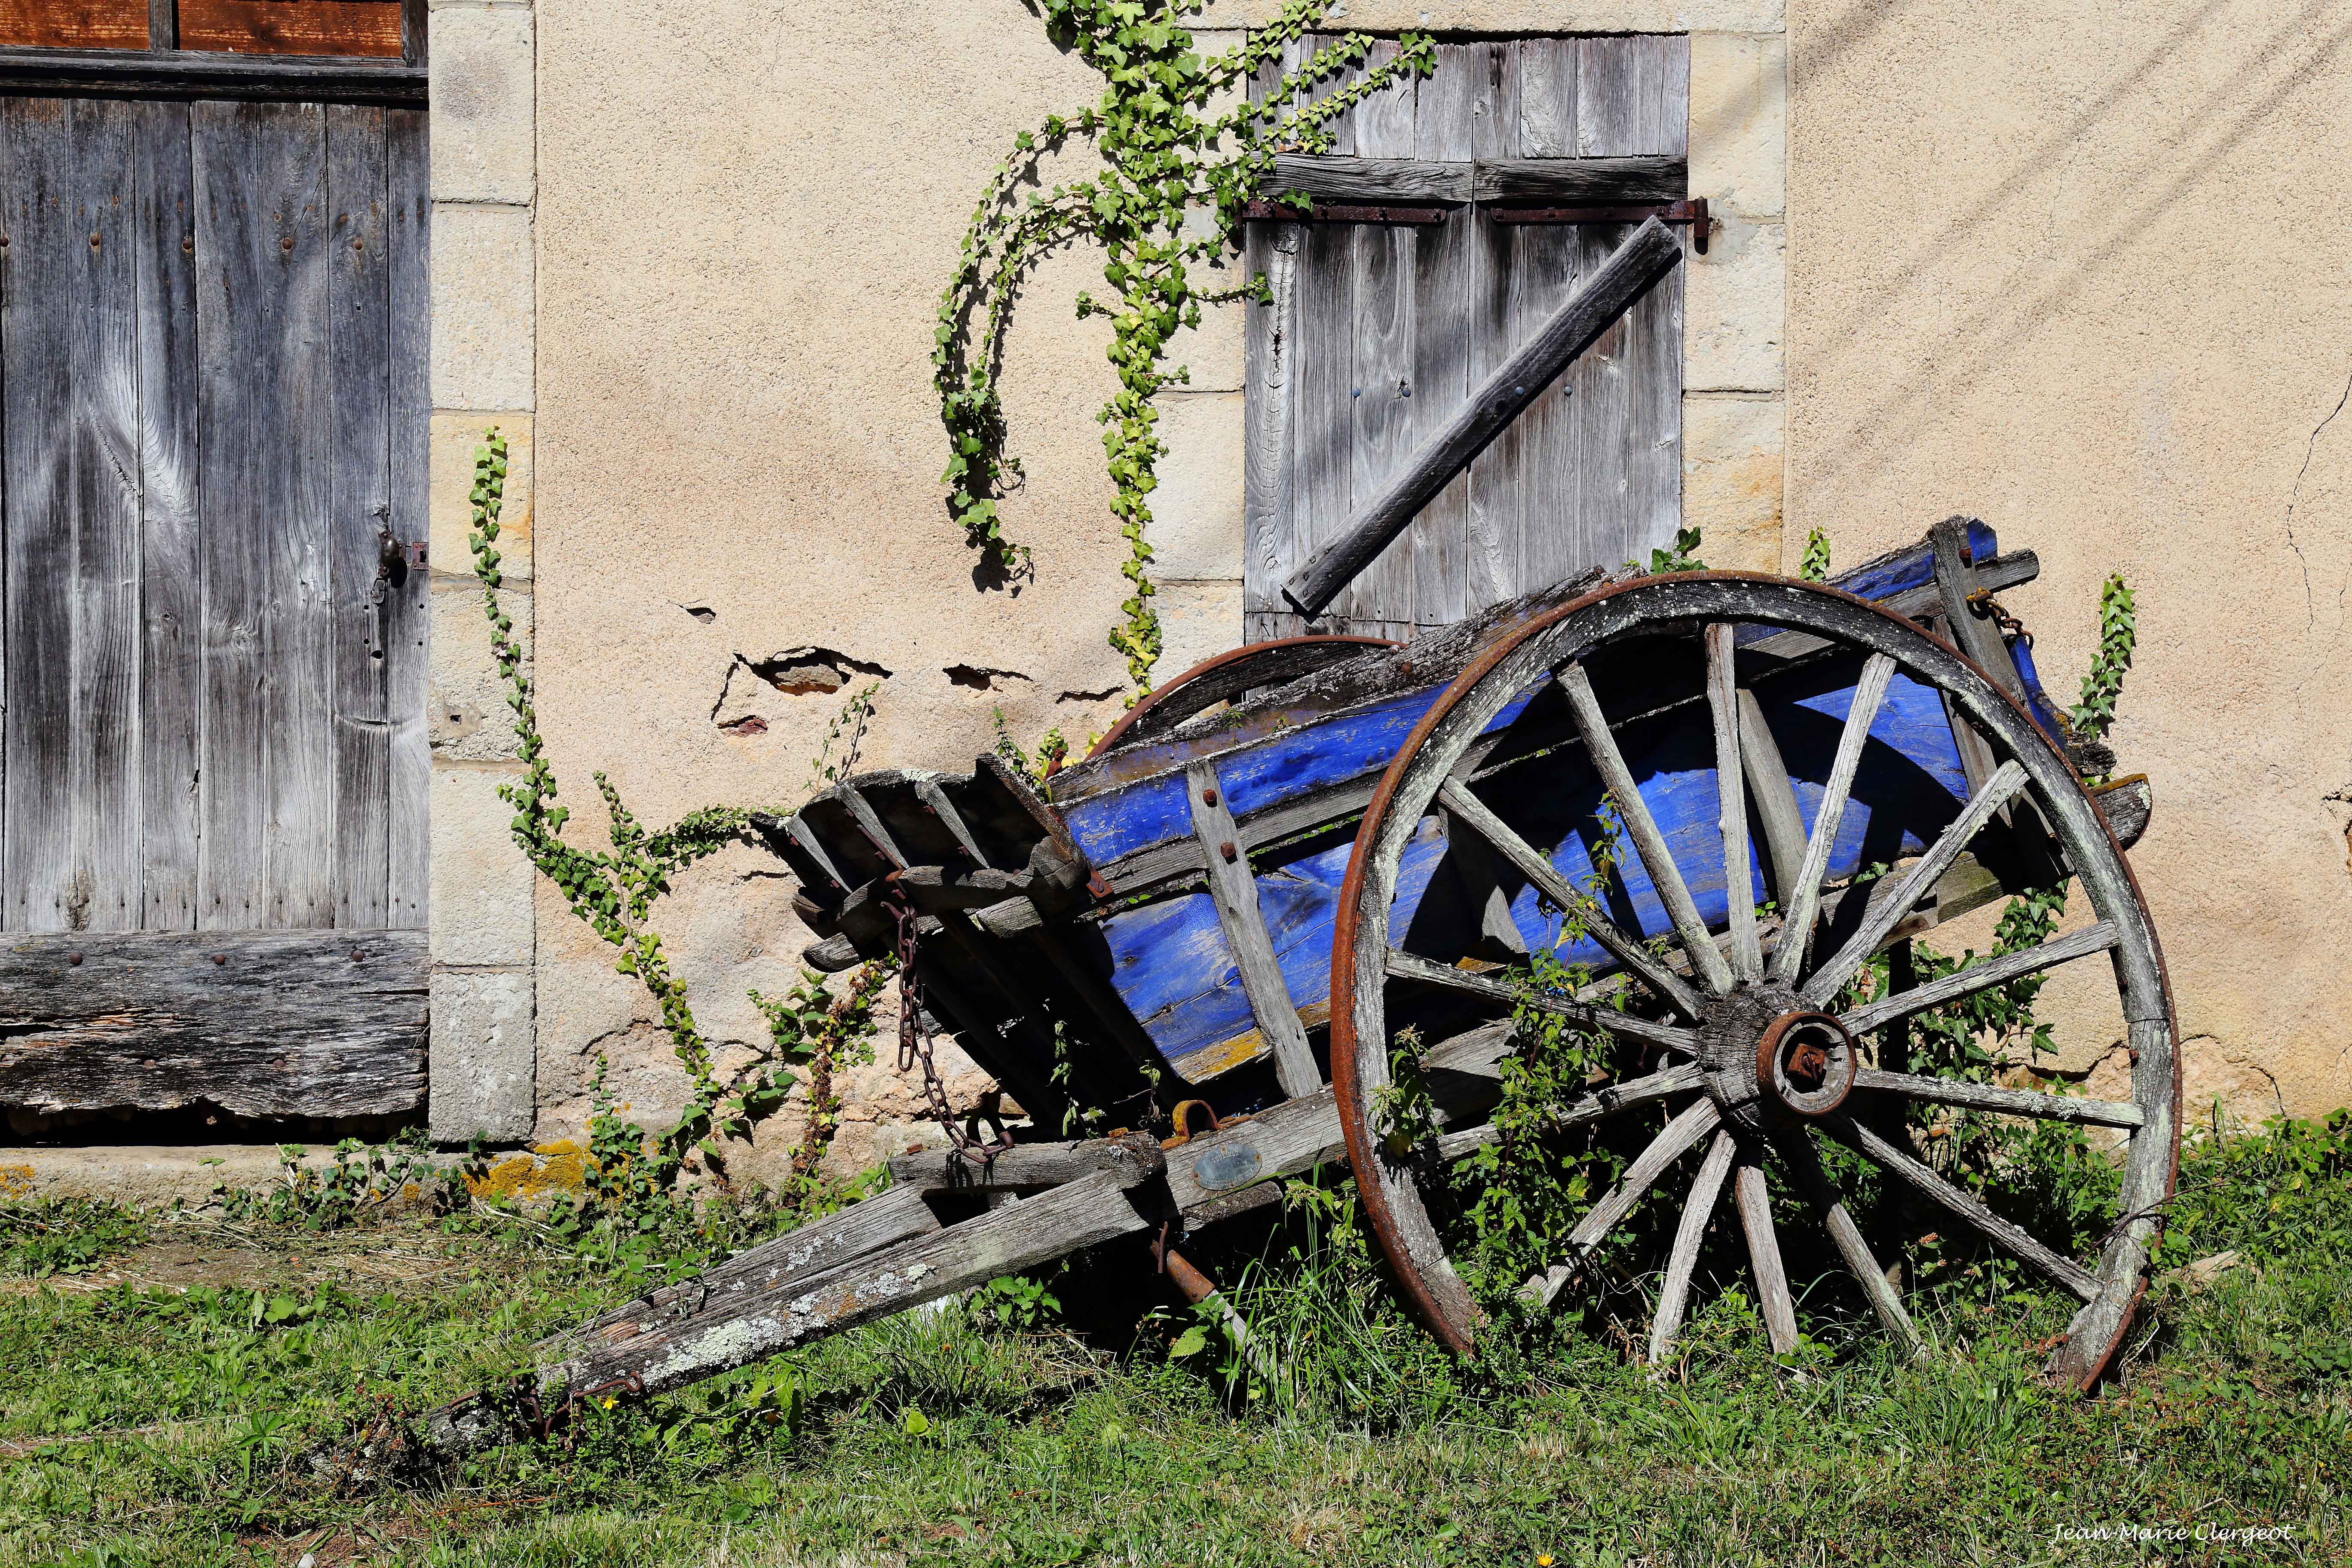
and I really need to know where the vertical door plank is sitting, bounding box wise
[384,105,428,928]
[1242,217,1302,644]
[1291,218,1354,634]
[1412,40,1516,631]
[194,100,334,930]
[1517,35,1577,156]
[328,104,390,930]
[1346,37,1417,636]
[134,100,201,931]
[1572,37,1686,573]
[3,99,143,934]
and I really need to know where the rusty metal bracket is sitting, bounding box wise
[1489,197,1709,252]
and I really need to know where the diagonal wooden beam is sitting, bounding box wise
[1188,760,1322,1098]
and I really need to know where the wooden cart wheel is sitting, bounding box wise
[1085,635,1396,760]
[1329,573,2178,1387]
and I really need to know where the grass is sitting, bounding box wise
[0,1118,2345,1568]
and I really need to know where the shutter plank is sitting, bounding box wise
[1242,217,1303,644]
[1411,40,1517,630]
[1292,219,1354,629]
[1517,36,1576,157]
[328,104,390,929]
[134,99,201,930]
[1507,224,1581,595]
[194,101,334,930]
[1573,37,1687,572]
[384,104,427,927]
[1347,39,1417,632]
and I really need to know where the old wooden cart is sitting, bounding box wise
[412,224,2176,1459]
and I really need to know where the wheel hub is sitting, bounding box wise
[1696,988,1859,1128]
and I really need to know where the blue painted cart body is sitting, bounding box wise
[777,525,2076,1125]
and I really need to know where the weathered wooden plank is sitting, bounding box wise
[1242,217,1304,640]
[1733,687,1809,906]
[1284,220,1683,617]
[1516,36,1575,156]
[1291,214,1355,625]
[1504,216,1579,597]
[383,104,428,928]
[1733,1158,1800,1353]
[1437,41,1519,619]
[1187,760,1320,1097]
[1839,922,2119,1037]
[0,47,427,106]
[1575,35,1688,158]
[328,104,392,929]
[1405,42,1502,632]
[1769,652,1896,983]
[1471,156,1684,205]
[538,1185,943,1366]
[887,1131,1164,1193]
[1649,1127,1735,1366]
[1260,154,1466,205]
[1286,33,1357,157]
[0,927,426,1115]
[1839,1117,2100,1302]
[3,98,144,934]
[134,98,202,931]
[147,0,175,49]
[1346,37,1420,632]
[533,1171,1151,1412]
[193,100,333,929]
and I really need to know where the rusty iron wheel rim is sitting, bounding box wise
[1329,571,2180,1387]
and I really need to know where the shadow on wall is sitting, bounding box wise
[1795,0,2352,496]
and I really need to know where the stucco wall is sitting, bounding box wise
[484,0,2346,1180]
[1788,0,2352,1121]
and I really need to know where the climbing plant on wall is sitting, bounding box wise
[935,0,1431,696]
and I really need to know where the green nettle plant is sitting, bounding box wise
[936,1,1431,695]
[466,430,885,1206]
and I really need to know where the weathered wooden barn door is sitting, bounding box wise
[0,7,429,1128]
[1246,34,1688,641]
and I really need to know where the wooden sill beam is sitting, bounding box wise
[1261,152,1684,209]
[0,46,426,104]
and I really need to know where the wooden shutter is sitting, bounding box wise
[1245,35,1688,642]
[0,91,429,1122]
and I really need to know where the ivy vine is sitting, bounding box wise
[935,2,1431,695]
[466,430,881,1197]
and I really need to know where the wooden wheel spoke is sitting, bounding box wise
[1773,1129,1923,1356]
[1556,663,1738,997]
[1733,1157,1800,1353]
[1853,1067,2144,1129]
[1435,1062,1706,1162]
[1384,946,1697,1056]
[1436,777,1706,1018]
[1649,1129,1737,1369]
[1522,1098,1721,1308]
[1836,1118,2100,1301]
[1799,760,2028,1008]
[1704,625,1761,984]
[1838,922,2119,1036]
[1768,652,1898,982]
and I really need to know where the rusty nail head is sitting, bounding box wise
[212,953,227,965]
[1219,840,1237,863]
[350,948,365,962]
[68,952,82,965]
[1202,787,1219,807]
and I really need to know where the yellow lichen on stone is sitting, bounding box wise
[465,1140,590,1201]
[0,1163,32,1200]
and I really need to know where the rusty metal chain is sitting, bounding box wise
[1965,588,2032,649]
[888,886,1013,1168]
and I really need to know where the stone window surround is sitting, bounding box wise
[419,1,1785,1143]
